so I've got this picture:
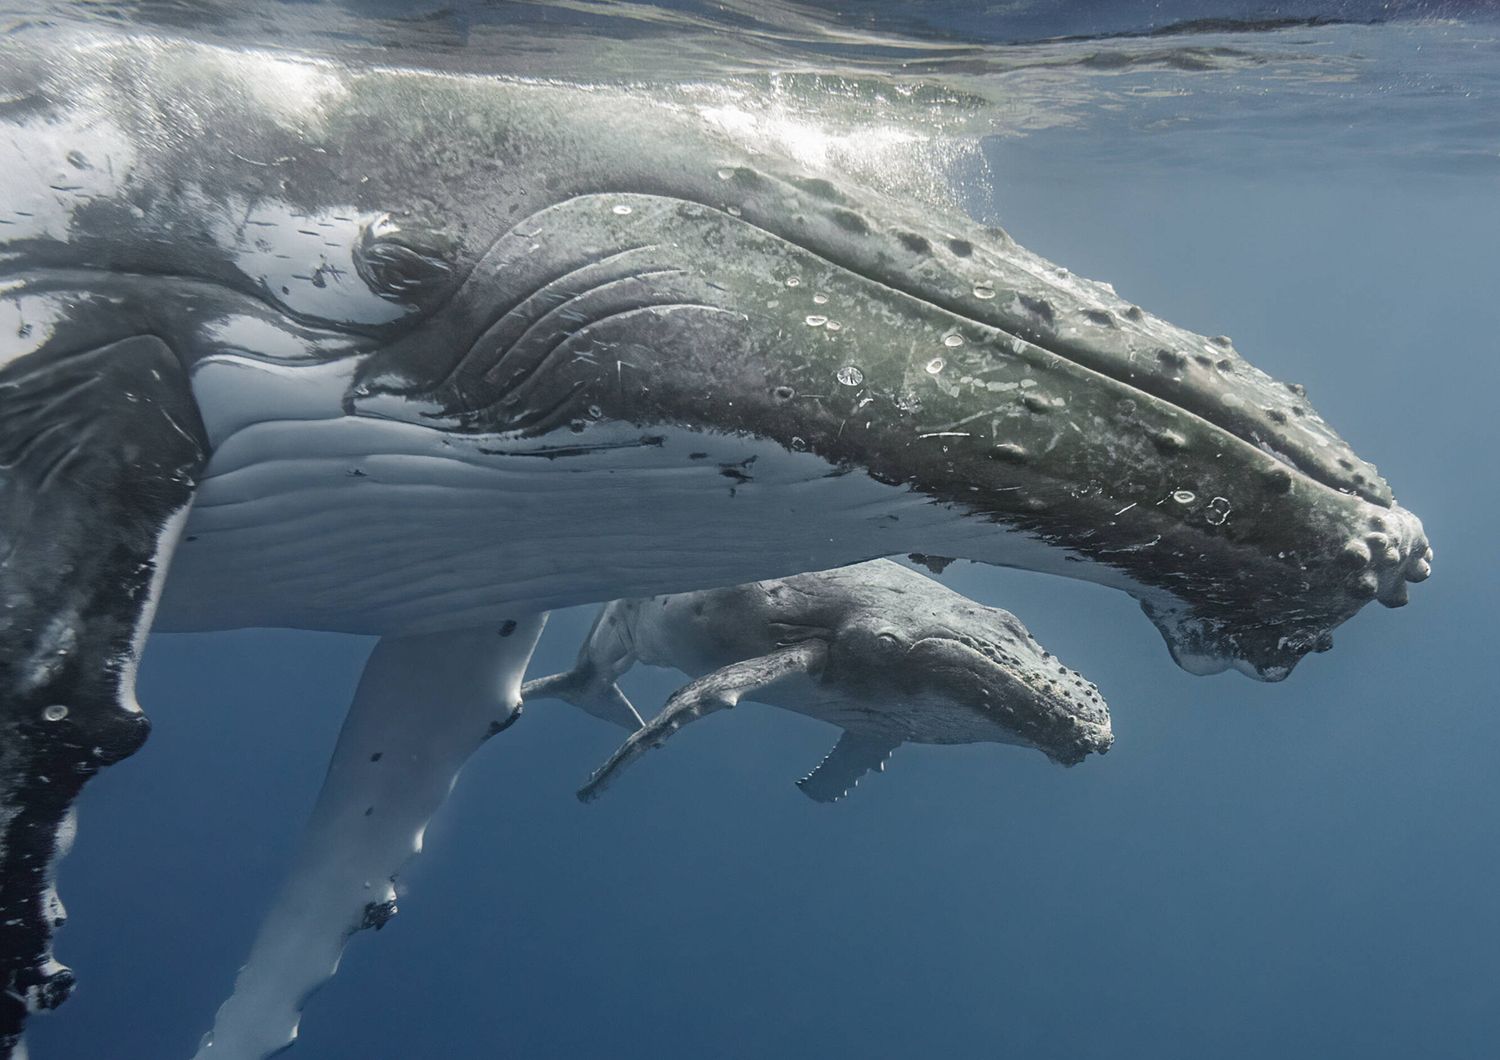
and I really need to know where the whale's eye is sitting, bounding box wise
[354,214,458,309]
[876,630,906,650]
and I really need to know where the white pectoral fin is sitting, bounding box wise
[194,616,546,1060]
[796,731,900,804]
[577,639,828,802]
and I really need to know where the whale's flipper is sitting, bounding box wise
[796,731,900,804]
[521,671,644,732]
[0,334,205,1051]
[194,618,545,1060]
[578,640,829,802]
[521,602,644,732]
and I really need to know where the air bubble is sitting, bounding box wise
[785,276,801,288]
[42,705,68,722]
[925,357,946,375]
[805,314,828,327]
[836,365,864,387]
[612,204,632,215]
[1172,490,1196,505]
[943,334,964,348]
[973,284,996,300]
[813,293,829,305]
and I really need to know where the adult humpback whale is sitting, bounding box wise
[0,27,1430,1056]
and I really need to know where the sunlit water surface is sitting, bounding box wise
[13,2,1499,1058]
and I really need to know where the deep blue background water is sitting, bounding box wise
[23,9,1500,1060]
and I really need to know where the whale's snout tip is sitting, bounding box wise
[1346,503,1431,610]
[1044,709,1114,767]
[1142,501,1433,682]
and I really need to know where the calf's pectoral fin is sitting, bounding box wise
[577,641,828,803]
[521,604,644,732]
[796,731,900,804]
[0,334,206,1053]
[521,671,644,732]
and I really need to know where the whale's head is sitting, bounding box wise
[349,158,1429,680]
[823,584,1112,766]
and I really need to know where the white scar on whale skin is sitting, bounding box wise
[193,617,545,1060]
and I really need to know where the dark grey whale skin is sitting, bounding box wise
[0,30,1429,1051]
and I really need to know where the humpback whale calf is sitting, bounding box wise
[523,560,1112,802]
[0,27,1430,1057]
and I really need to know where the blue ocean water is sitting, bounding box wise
[21,4,1500,1058]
